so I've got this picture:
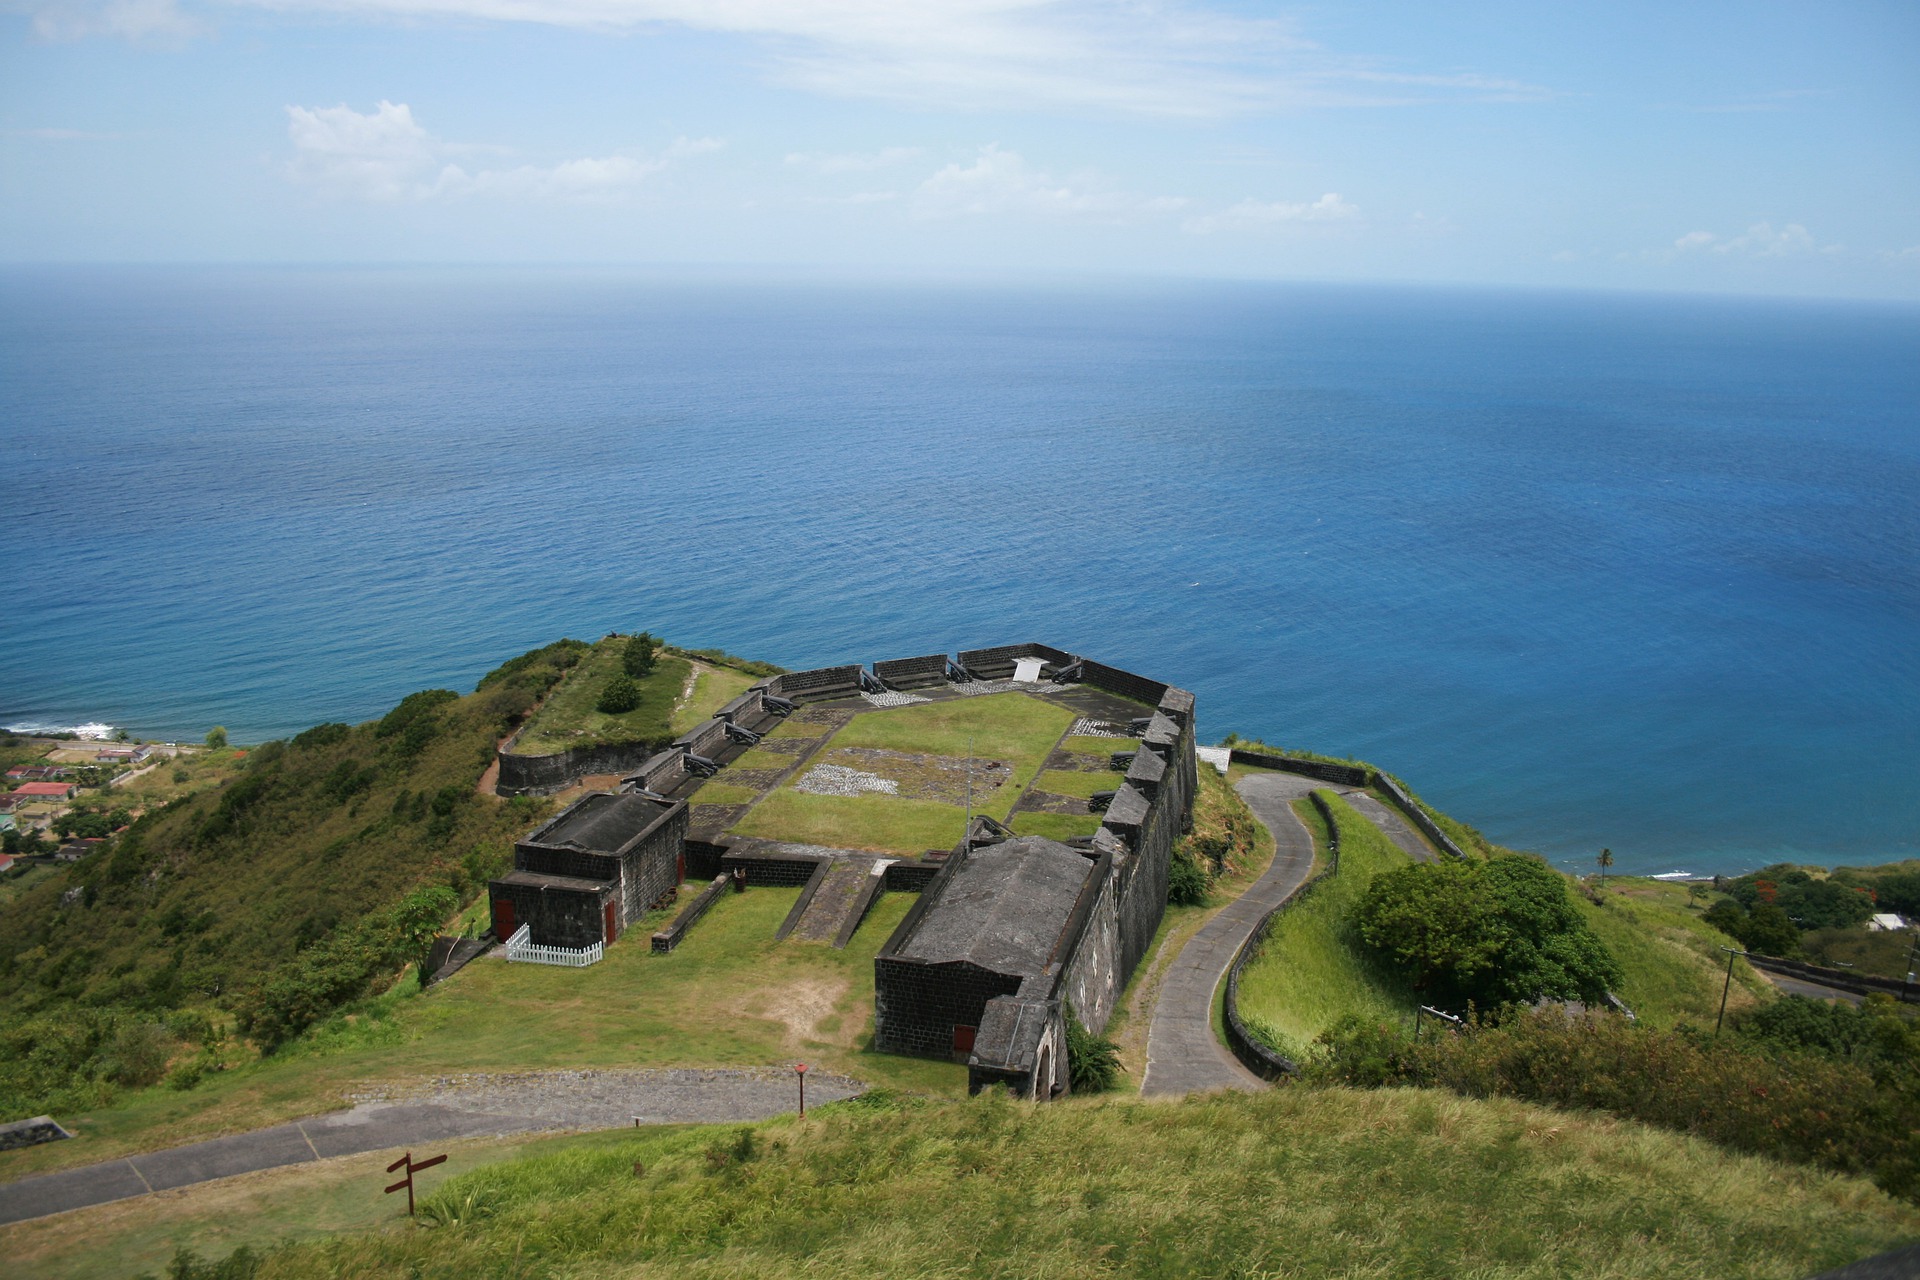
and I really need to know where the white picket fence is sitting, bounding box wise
[502,923,604,968]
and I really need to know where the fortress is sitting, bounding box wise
[488,642,1197,1098]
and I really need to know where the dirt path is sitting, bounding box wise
[0,1068,861,1227]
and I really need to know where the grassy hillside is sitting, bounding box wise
[1576,877,1773,1025]
[115,1088,1920,1280]
[1233,793,1415,1058]
[0,641,596,1123]
[0,880,965,1182]
[510,636,691,756]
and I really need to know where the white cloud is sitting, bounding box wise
[1181,192,1356,234]
[1672,221,1831,257]
[283,101,719,201]
[70,0,1548,118]
[784,147,922,174]
[26,0,203,41]
[1886,246,1920,265]
[910,145,1186,221]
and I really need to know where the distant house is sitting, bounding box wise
[10,782,75,801]
[55,838,103,863]
[6,765,67,782]
[1869,913,1908,932]
[131,744,156,762]
[0,853,13,875]
[94,747,136,763]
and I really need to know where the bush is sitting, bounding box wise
[1307,1005,1920,1202]
[1167,847,1210,905]
[234,885,457,1053]
[1353,854,1619,1013]
[623,632,659,678]
[597,675,642,715]
[1065,1008,1121,1093]
[204,727,227,751]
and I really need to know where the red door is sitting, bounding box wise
[491,899,515,940]
[952,1025,976,1055]
[604,900,619,944]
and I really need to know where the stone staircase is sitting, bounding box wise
[780,858,891,947]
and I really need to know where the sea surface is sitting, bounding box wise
[2,267,1916,878]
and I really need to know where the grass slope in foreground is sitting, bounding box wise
[166,1089,1919,1280]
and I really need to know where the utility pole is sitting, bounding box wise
[1715,947,1745,1035]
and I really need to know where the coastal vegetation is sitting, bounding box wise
[508,634,689,757]
[118,1089,1920,1279]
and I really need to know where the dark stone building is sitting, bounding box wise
[873,835,1100,1098]
[490,792,688,947]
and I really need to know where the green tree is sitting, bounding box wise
[1596,847,1614,889]
[204,726,228,751]
[1355,855,1620,1013]
[598,675,642,715]
[622,632,660,679]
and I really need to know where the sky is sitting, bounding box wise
[1,1,1917,297]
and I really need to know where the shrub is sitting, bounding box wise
[597,675,641,715]
[623,632,659,678]
[1065,1008,1121,1093]
[1353,854,1619,1013]
[1307,1005,1920,1202]
[234,885,457,1053]
[1167,847,1210,905]
[204,727,227,751]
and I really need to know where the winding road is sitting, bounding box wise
[1139,771,1322,1097]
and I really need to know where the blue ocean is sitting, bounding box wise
[2,267,1915,878]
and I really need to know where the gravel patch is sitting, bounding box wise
[794,763,899,797]
[350,1067,866,1129]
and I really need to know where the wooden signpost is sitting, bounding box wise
[385,1150,448,1216]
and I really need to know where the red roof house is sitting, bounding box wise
[11,782,75,800]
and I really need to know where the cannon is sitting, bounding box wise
[683,751,721,778]
[946,659,979,683]
[1087,790,1118,813]
[1128,716,1154,735]
[762,695,797,716]
[723,721,762,745]
[1050,660,1084,684]
[1109,750,1137,771]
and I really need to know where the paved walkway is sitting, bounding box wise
[1140,771,1319,1097]
[1343,791,1436,863]
[0,1067,859,1227]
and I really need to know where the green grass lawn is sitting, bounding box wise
[132,1087,1920,1280]
[1233,792,1415,1060]
[1058,734,1139,757]
[729,746,801,771]
[512,639,690,757]
[1577,878,1773,1025]
[733,792,976,855]
[1030,768,1125,799]
[830,692,1073,764]
[729,694,1075,854]
[0,888,965,1182]
[669,664,760,735]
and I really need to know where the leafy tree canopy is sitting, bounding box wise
[1353,855,1620,1014]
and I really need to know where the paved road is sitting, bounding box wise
[0,1068,859,1227]
[1343,792,1436,863]
[1762,971,1866,1006]
[1140,771,1319,1097]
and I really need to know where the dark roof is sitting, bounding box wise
[970,996,1054,1071]
[893,836,1093,979]
[528,792,670,853]
[494,868,612,895]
